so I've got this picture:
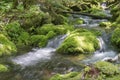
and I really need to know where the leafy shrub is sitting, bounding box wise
[0,64,8,72]
[17,32,30,46]
[5,21,24,42]
[0,34,16,56]
[30,35,48,47]
[46,31,56,39]
[36,24,74,35]
[111,27,120,48]
[50,72,79,80]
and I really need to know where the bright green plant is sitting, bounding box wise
[0,34,16,56]
[30,35,48,47]
[94,61,119,76]
[111,27,120,48]
[50,72,79,80]
[0,64,8,72]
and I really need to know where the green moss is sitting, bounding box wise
[46,31,57,39]
[0,34,17,56]
[53,14,68,25]
[36,24,74,35]
[17,32,30,46]
[82,61,120,80]
[5,21,24,42]
[90,6,107,17]
[50,72,80,80]
[99,22,111,27]
[111,27,120,48]
[99,21,112,31]
[94,61,119,76]
[106,74,120,80]
[57,29,99,55]
[30,35,48,47]
[116,15,120,23]
[88,29,102,36]
[71,18,84,25]
[0,64,8,72]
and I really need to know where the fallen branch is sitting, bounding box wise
[62,11,111,19]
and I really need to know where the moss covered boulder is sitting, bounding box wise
[82,61,120,80]
[94,61,119,76]
[111,27,120,48]
[0,34,17,56]
[57,29,99,55]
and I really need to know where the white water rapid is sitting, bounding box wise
[12,35,67,67]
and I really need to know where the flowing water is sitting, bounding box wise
[71,3,117,64]
[0,35,82,80]
[0,2,118,80]
[12,35,67,67]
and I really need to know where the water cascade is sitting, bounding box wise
[12,35,67,67]
[72,3,117,64]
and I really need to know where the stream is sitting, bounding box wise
[0,3,118,80]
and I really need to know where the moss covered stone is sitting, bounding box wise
[57,29,99,55]
[94,61,119,76]
[0,64,8,72]
[0,34,17,56]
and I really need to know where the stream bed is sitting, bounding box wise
[0,3,119,80]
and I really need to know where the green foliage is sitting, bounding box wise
[116,15,120,23]
[0,64,8,72]
[53,14,68,25]
[36,24,74,35]
[57,29,99,55]
[5,21,24,42]
[50,72,79,80]
[99,22,112,27]
[94,61,119,76]
[88,29,102,36]
[46,31,56,39]
[99,21,112,30]
[0,1,13,13]
[30,35,48,47]
[71,18,84,25]
[111,27,120,48]
[17,32,30,46]
[0,34,17,56]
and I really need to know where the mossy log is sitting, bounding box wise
[62,11,111,19]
